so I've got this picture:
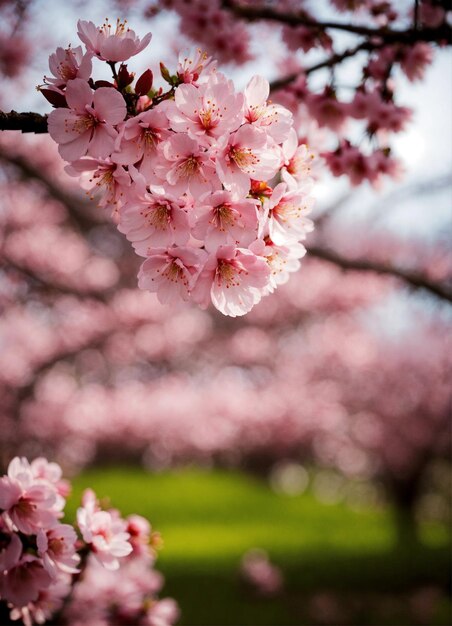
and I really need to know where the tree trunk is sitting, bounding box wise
[387,476,422,547]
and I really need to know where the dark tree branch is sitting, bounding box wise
[308,245,452,303]
[270,41,374,92]
[2,253,110,302]
[0,110,48,133]
[221,0,452,44]
[12,329,115,410]
[414,0,420,30]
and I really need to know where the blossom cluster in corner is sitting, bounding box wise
[0,456,178,626]
[42,19,315,317]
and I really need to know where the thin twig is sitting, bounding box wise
[270,41,373,92]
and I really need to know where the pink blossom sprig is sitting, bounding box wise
[0,456,178,626]
[42,19,315,317]
[241,549,283,596]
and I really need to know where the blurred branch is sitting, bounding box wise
[2,253,110,303]
[414,0,420,30]
[270,42,374,91]
[13,330,114,410]
[369,174,452,222]
[308,245,452,302]
[221,0,452,43]
[0,152,102,230]
[0,110,48,133]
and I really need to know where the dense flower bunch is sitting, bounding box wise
[145,0,448,188]
[0,457,178,626]
[42,19,314,317]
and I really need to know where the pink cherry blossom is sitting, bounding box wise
[155,133,218,197]
[138,246,208,305]
[0,531,22,572]
[144,598,181,626]
[0,454,176,623]
[265,182,314,245]
[306,88,348,132]
[112,108,170,178]
[65,157,131,211]
[281,128,316,186]
[38,16,315,318]
[241,549,283,596]
[0,457,58,534]
[9,576,72,626]
[77,494,132,570]
[37,524,80,576]
[399,42,434,82]
[193,245,270,316]
[192,190,259,252]
[126,514,152,556]
[119,190,191,252]
[166,73,244,143]
[244,75,293,143]
[216,125,281,196]
[30,457,70,513]
[45,45,92,89]
[177,48,216,85]
[77,19,152,62]
[47,78,126,161]
[419,2,446,28]
[252,237,307,294]
[1,555,52,607]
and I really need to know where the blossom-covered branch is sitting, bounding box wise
[3,146,451,304]
[221,0,452,43]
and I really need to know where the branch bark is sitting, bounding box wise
[0,110,48,133]
[2,253,110,302]
[308,245,452,302]
[221,0,452,44]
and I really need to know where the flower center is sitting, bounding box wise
[273,200,303,222]
[177,155,200,179]
[229,146,258,171]
[143,203,171,230]
[212,204,235,231]
[15,497,35,516]
[159,258,189,286]
[99,18,130,39]
[49,536,65,555]
[246,104,266,123]
[143,127,160,150]
[72,113,96,135]
[58,52,78,81]
[216,260,243,288]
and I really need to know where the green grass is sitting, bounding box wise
[67,467,451,626]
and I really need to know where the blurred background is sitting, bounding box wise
[0,1,451,624]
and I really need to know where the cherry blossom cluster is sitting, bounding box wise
[42,19,315,317]
[0,457,178,626]
[145,0,448,188]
